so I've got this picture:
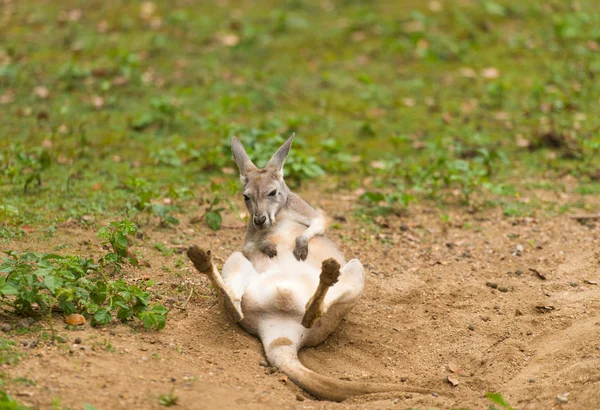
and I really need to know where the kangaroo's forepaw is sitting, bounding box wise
[187,245,213,273]
[320,258,340,286]
[294,236,308,261]
[260,241,278,258]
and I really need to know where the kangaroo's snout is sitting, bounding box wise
[253,214,268,228]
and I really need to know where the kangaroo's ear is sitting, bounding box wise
[231,136,257,184]
[266,133,294,178]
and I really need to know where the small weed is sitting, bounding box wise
[97,220,139,272]
[158,389,178,407]
[153,243,173,257]
[0,338,22,365]
[0,390,29,410]
[486,392,515,410]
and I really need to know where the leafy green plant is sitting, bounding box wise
[203,196,225,231]
[358,190,416,221]
[0,251,168,330]
[158,389,178,407]
[0,390,29,410]
[0,144,51,193]
[131,97,179,131]
[97,220,139,272]
[124,178,180,227]
[486,392,515,410]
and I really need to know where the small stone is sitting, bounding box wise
[486,282,498,289]
[432,392,439,397]
[556,394,568,403]
[29,340,38,348]
[259,360,268,367]
[480,316,490,322]
[141,355,149,362]
[399,224,409,232]
[596,346,600,350]
[74,337,82,345]
[392,398,400,404]
[296,394,305,401]
[267,367,277,374]
[527,330,533,335]
[16,319,31,328]
[1,323,11,332]
[171,377,177,382]
[20,340,30,347]
[515,309,523,317]
[498,286,509,293]
[467,324,474,331]
[529,378,535,383]
[400,377,408,382]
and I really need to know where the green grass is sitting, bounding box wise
[1,0,599,235]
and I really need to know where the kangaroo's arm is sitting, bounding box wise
[287,193,327,261]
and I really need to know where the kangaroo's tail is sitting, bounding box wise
[265,338,436,402]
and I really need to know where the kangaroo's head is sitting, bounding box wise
[231,134,294,230]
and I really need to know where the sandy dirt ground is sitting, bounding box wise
[2,191,600,410]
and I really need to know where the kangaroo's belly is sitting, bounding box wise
[239,266,318,335]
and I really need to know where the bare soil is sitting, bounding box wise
[3,192,600,410]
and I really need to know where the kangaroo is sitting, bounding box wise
[186,135,435,401]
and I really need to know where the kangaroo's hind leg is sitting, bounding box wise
[302,258,341,328]
[187,245,248,322]
[302,258,365,329]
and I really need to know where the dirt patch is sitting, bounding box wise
[2,192,600,409]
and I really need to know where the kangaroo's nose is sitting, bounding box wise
[254,215,267,226]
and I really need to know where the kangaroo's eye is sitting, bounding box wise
[243,194,250,202]
[268,190,277,197]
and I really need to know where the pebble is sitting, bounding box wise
[498,286,509,293]
[556,394,568,403]
[400,377,408,382]
[259,360,268,367]
[529,378,535,383]
[392,398,400,404]
[17,319,31,328]
[74,337,82,345]
[486,282,498,289]
[1,323,11,332]
[467,324,474,331]
[399,224,409,232]
[267,367,277,374]
[296,394,305,401]
[29,340,38,348]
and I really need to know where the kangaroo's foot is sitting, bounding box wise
[301,258,340,328]
[293,235,309,261]
[187,245,244,322]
